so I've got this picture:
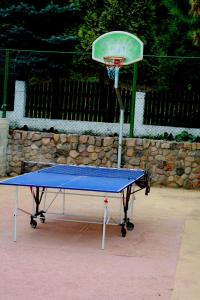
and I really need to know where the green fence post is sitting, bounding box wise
[129,62,138,138]
[2,49,10,118]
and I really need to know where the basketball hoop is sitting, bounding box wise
[104,56,125,80]
[92,31,144,167]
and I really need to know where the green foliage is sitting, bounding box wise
[82,130,101,136]
[139,0,200,90]
[0,2,80,50]
[175,130,200,142]
[76,0,200,90]
[140,132,174,141]
[0,1,81,80]
[78,0,157,53]
[162,0,200,48]
[77,0,166,85]
[0,0,199,88]
[139,131,200,142]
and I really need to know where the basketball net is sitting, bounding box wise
[104,56,125,88]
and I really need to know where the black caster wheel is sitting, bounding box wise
[30,218,37,228]
[127,221,134,231]
[40,213,45,223]
[121,227,127,237]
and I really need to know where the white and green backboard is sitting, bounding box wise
[92,31,143,65]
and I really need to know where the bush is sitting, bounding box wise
[175,131,200,142]
[140,131,200,142]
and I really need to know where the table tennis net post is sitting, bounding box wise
[21,161,56,174]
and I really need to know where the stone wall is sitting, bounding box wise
[0,118,9,176]
[7,130,200,189]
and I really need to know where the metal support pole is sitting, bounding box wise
[114,67,119,89]
[102,197,108,250]
[115,86,124,168]
[62,189,65,215]
[13,186,19,242]
[117,108,124,168]
[2,49,9,118]
[129,62,138,137]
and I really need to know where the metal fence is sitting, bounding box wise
[25,79,132,123]
[3,76,200,129]
[0,48,200,137]
[144,89,200,128]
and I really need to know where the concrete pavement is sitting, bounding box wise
[0,183,199,299]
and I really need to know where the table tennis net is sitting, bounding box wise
[39,164,144,180]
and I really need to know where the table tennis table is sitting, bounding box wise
[0,164,150,249]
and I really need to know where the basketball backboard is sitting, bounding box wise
[92,31,143,65]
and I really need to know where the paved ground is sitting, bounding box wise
[0,182,199,300]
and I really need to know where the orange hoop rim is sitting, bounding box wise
[103,56,125,67]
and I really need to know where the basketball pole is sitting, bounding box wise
[114,68,124,169]
[129,62,138,138]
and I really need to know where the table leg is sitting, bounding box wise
[13,186,19,242]
[101,198,109,250]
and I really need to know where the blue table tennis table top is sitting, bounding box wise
[0,164,144,193]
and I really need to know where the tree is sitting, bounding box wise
[77,0,161,85]
[162,0,200,49]
[0,1,81,80]
[78,0,157,53]
[159,0,200,89]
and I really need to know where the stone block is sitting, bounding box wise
[175,176,184,186]
[81,157,92,165]
[193,166,200,174]
[31,144,39,150]
[184,142,192,150]
[185,167,191,175]
[185,156,195,162]
[95,137,103,147]
[90,152,98,161]
[158,175,168,185]
[168,175,174,182]
[60,134,67,144]
[155,155,165,161]
[103,137,114,147]
[161,142,170,149]
[78,144,86,153]
[69,150,79,158]
[53,134,60,143]
[135,138,143,146]
[125,138,135,147]
[79,135,88,144]
[192,143,197,150]
[57,156,67,164]
[67,135,78,143]
[88,136,95,145]
[42,133,53,138]
[192,179,200,188]
[87,145,95,153]
[143,139,151,148]
[129,158,140,166]
[42,138,51,146]
[32,133,42,141]
[126,148,134,157]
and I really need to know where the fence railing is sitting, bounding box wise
[25,79,132,123]
[144,89,200,129]
[2,77,200,130]
[26,79,200,129]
